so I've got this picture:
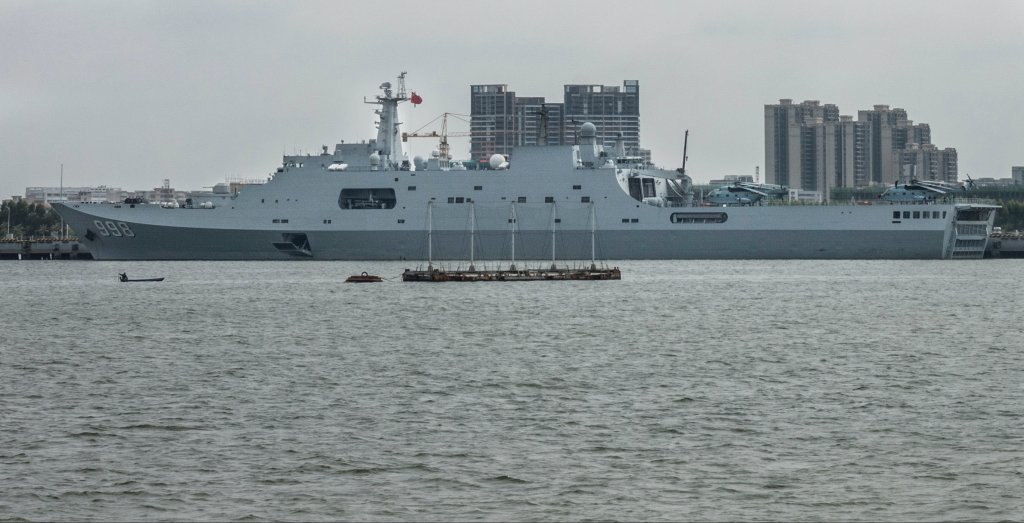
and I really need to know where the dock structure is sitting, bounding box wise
[402,265,621,282]
[0,239,92,260]
[404,199,622,282]
[987,232,1024,258]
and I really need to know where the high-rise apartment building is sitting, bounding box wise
[837,115,872,188]
[470,80,640,162]
[512,97,564,148]
[765,100,954,191]
[562,81,640,154]
[764,100,840,191]
[469,84,518,161]
[899,144,958,183]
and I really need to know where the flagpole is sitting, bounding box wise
[59,163,64,239]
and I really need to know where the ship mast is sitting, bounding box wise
[365,72,409,171]
[677,130,689,179]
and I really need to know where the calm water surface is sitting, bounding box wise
[1,259,1022,521]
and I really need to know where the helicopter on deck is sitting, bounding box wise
[878,175,975,202]
[706,182,789,206]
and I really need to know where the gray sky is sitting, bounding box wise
[2,0,1022,199]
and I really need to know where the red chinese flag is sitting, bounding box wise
[410,92,423,105]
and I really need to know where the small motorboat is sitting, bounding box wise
[345,272,383,283]
[118,272,164,282]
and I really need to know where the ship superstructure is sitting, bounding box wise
[53,74,998,261]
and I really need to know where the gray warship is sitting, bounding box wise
[53,73,998,261]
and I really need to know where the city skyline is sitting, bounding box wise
[765,100,960,191]
[2,0,1022,199]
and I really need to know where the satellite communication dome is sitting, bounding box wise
[369,152,380,166]
[580,122,597,138]
[431,149,440,158]
[489,154,506,170]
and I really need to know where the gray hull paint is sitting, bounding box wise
[60,205,946,260]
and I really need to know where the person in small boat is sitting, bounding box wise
[119,272,128,282]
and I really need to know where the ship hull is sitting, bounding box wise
[56,202,951,260]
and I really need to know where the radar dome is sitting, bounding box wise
[413,155,426,170]
[489,154,507,170]
[369,152,380,166]
[580,122,597,138]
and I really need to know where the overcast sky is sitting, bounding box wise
[2,0,1022,199]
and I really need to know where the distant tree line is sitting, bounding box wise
[831,186,1024,232]
[0,200,62,239]
[995,200,1024,231]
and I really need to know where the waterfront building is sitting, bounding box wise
[470,80,642,163]
[709,175,755,186]
[25,186,124,205]
[512,97,565,148]
[765,100,954,191]
[971,177,1018,187]
[562,81,641,155]
[764,100,840,191]
[24,178,262,208]
[898,143,959,184]
[469,84,518,162]
[1013,166,1024,185]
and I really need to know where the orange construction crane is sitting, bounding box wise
[403,112,520,164]
[402,112,472,164]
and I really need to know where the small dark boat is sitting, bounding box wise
[345,271,383,283]
[118,272,164,283]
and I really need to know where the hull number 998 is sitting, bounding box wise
[93,220,136,237]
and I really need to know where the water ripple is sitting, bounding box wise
[2,259,1023,521]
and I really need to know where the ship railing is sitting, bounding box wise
[740,198,997,207]
[951,198,999,206]
[679,199,880,207]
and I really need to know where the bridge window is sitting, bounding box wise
[338,188,396,210]
[893,211,900,219]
